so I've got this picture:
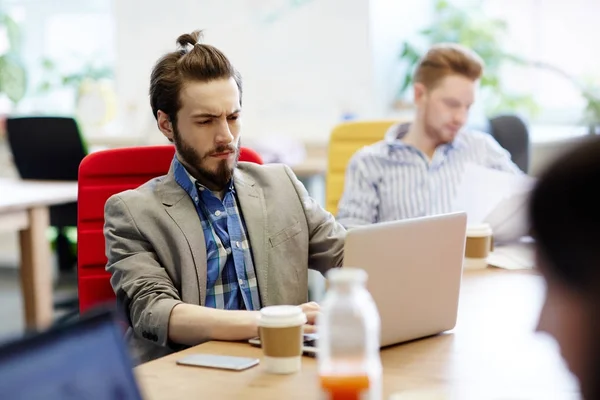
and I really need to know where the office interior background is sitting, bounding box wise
[0,0,598,338]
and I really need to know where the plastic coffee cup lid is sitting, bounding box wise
[258,305,307,328]
[466,223,492,237]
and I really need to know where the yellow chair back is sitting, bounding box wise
[326,119,401,215]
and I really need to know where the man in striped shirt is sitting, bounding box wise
[337,43,523,228]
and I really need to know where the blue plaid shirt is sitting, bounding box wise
[173,157,261,311]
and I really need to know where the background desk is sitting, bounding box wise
[0,179,78,330]
[135,269,579,399]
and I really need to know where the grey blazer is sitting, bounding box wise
[104,161,346,363]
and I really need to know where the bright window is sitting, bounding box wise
[3,0,115,115]
[481,0,600,126]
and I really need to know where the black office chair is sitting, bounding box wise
[6,116,87,321]
[488,114,530,173]
[467,113,530,174]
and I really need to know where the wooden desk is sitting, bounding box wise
[291,142,327,179]
[0,179,78,330]
[135,269,579,399]
[289,157,327,178]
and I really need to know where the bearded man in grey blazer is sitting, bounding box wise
[104,30,346,363]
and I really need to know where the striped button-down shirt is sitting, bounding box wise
[173,158,261,310]
[336,123,523,227]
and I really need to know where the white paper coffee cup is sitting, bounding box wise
[257,305,307,374]
[464,223,493,270]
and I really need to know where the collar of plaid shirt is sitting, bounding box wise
[171,156,261,311]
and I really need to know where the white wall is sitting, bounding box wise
[483,0,600,124]
[114,0,377,143]
[368,0,431,116]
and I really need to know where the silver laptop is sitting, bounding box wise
[343,212,467,347]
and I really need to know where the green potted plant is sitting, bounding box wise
[37,58,116,128]
[581,80,600,135]
[0,11,27,138]
[38,58,113,95]
[0,11,26,105]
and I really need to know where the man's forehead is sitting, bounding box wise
[431,76,475,101]
[179,79,240,114]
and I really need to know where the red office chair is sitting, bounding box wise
[239,146,263,165]
[77,144,264,314]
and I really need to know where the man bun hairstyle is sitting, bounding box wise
[149,29,242,124]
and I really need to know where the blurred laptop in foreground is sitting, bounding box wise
[0,310,143,400]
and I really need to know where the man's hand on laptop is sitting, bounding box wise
[300,301,320,333]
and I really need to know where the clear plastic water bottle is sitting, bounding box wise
[317,268,382,400]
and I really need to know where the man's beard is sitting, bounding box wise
[173,126,240,191]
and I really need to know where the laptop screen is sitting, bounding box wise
[0,311,142,400]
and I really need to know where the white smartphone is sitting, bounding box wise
[176,354,259,371]
[248,333,318,357]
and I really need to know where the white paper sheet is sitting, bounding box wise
[452,163,536,244]
[487,240,535,270]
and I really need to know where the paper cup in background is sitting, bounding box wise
[464,223,493,270]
